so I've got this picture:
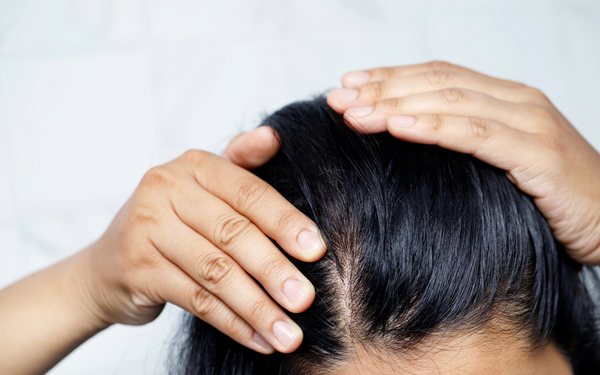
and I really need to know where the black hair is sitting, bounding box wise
[173,97,600,374]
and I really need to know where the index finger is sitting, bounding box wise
[183,150,326,262]
[342,61,520,88]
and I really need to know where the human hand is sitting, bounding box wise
[82,126,325,354]
[327,61,600,265]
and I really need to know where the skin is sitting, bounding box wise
[336,335,573,375]
[0,129,326,374]
[327,61,600,265]
[0,61,598,374]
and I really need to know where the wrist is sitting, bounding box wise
[0,246,113,375]
[74,240,163,327]
[66,245,115,331]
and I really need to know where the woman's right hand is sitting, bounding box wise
[81,127,325,354]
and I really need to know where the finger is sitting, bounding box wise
[152,218,303,353]
[179,150,327,262]
[329,70,527,113]
[343,88,529,134]
[148,259,275,354]
[222,126,280,170]
[385,114,538,174]
[170,178,315,314]
[341,61,521,88]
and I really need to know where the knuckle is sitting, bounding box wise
[429,114,444,132]
[424,69,452,87]
[379,67,395,80]
[180,149,208,163]
[234,179,269,211]
[124,244,161,273]
[467,118,493,140]
[129,206,162,227]
[385,97,403,111]
[439,87,469,107]
[191,287,214,317]
[258,256,287,281]
[366,80,386,99]
[522,87,549,105]
[197,253,234,286]
[428,60,455,71]
[274,209,303,236]
[538,134,568,159]
[177,149,213,177]
[213,213,253,248]
[248,298,270,322]
[142,166,177,189]
[524,104,556,130]
[224,315,247,338]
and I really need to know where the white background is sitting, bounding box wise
[1,0,599,373]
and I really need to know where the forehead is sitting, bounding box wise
[333,336,572,375]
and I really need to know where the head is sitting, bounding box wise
[174,97,600,374]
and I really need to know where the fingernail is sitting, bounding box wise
[283,279,307,305]
[273,321,295,347]
[389,115,416,128]
[252,126,271,138]
[345,106,374,119]
[343,71,370,87]
[253,332,274,351]
[297,229,322,253]
[329,88,359,104]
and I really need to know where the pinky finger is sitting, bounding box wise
[386,114,537,173]
[152,262,275,354]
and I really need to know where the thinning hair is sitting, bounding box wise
[173,97,600,374]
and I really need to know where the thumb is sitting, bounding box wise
[222,126,280,170]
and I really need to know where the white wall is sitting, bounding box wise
[1,0,599,373]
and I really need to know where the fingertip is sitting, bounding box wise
[222,132,247,162]
[344,113,388,134]
[344,118,374,134]
[345,106,374,119]
[282,277,316,314]
[272,320,304,353]
[326,92,344,114]
[327,88,358,113]
[296,229,327,262]
[252,332,276,354]
[251,125,278,145]
[388,115,416,130]
[223,127,279,169]
[342,70,370,88]
[505,171,517,185]
[299,281,316,312]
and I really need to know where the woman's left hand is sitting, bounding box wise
[326,61,600,265]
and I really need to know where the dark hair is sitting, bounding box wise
[173,97,600,374]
